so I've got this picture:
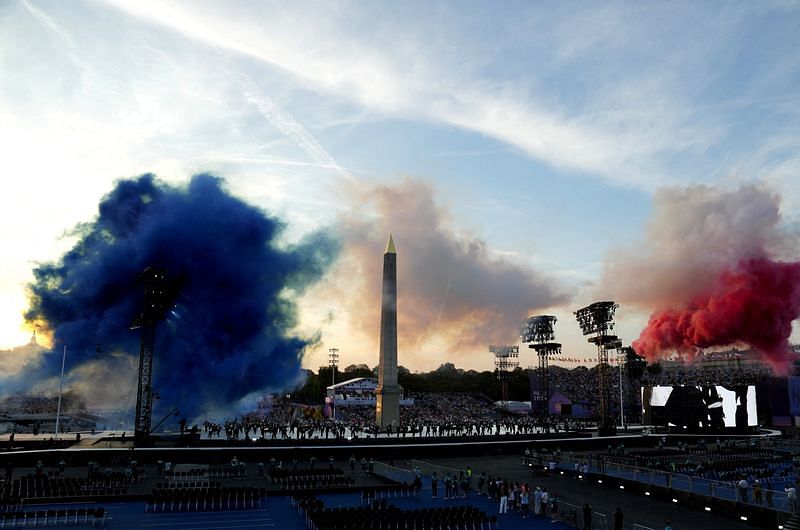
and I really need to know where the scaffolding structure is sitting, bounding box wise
[489,345,519,409]
[520,316,561,415]
[575,301,621,436]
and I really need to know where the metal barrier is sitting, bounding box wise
[551,499,607,530]
[527,454,797,527]
[409,459,461,477]
[592,510,608,530]
[601,460,793,512]
[372,460,414,483]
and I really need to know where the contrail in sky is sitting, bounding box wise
[243,84,353,182]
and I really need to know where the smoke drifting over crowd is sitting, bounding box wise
[600,184,800,370]
[326,178,568,366]
[18,174,337,418]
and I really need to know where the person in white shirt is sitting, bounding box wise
[786,484,797,514]
[738,478,749,503]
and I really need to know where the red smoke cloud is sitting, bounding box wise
[633,258,800,372]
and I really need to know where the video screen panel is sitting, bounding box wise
[642,385,757,429]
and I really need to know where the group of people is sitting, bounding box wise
[639,365,767,388]
[203,393,594,443]
[424,465,560,522]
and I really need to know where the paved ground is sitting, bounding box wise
[401,455,758,530]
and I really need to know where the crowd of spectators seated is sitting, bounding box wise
[639,365,770,387]
[205,393,588,442]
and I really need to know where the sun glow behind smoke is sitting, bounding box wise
[14,174,338,418]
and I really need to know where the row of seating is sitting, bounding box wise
[146,486,265,512]
[162,469,243,480]
[360,484,421,502]
[304,498,496,530]
[155,481,220,490]
[163,468,207,479]
[2,485,127,501]
[269,468,344,479]
[273,476,355,490]
[0,507,106,527]
[3,474,133,501]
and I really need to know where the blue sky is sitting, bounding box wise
[1,0,799,371]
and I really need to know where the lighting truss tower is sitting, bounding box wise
[328,348,340,386]
[520,316,561,416]
[574,301,621,436]
[130,267,173,441]
[490,345,519,409]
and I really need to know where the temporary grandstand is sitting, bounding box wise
[326,378,414,407]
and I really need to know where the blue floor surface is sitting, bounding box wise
[16,487,571,529]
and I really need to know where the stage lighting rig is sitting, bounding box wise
[574,301,621,436]
[520,316,561,416]
[130,267,176,442]
[490,345,519,409]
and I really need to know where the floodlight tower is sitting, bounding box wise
[130,267,174,442]
[490,345,519,409]
[328,348,340,386]
[520,316,562,416]
[574,301,620,436]
[328,347,340,420]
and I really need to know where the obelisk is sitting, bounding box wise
[375,234,400,429]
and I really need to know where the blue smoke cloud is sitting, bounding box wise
[20,174,338,419]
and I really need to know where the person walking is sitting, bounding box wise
[541,488,549,518]
[754,480,763,505]
[520,487,529,518]
[613,507,623,530]
[534,486,542,515]
[582,503,592,530]
[499,483,509,514]
[549,493,559,522]
[432,472,439,499]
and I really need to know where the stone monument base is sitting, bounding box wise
[375,385,401,429]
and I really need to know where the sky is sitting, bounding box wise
[1,0,799,376]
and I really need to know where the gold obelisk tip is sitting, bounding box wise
[385,233,396,254]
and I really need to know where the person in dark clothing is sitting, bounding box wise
[613,507,623,530]
[582,503,592,530]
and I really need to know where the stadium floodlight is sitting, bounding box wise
[520,315,557,343]
[130,267,176,443]
[575,301,618,336]
[520,316,561,419]
[574,301,622,436]
[328,347,340,419]
[489,345,519,409]
[328,348,340,385]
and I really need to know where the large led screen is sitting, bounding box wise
[642,385,757,429]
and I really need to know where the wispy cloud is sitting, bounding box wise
[98,1,800,195]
